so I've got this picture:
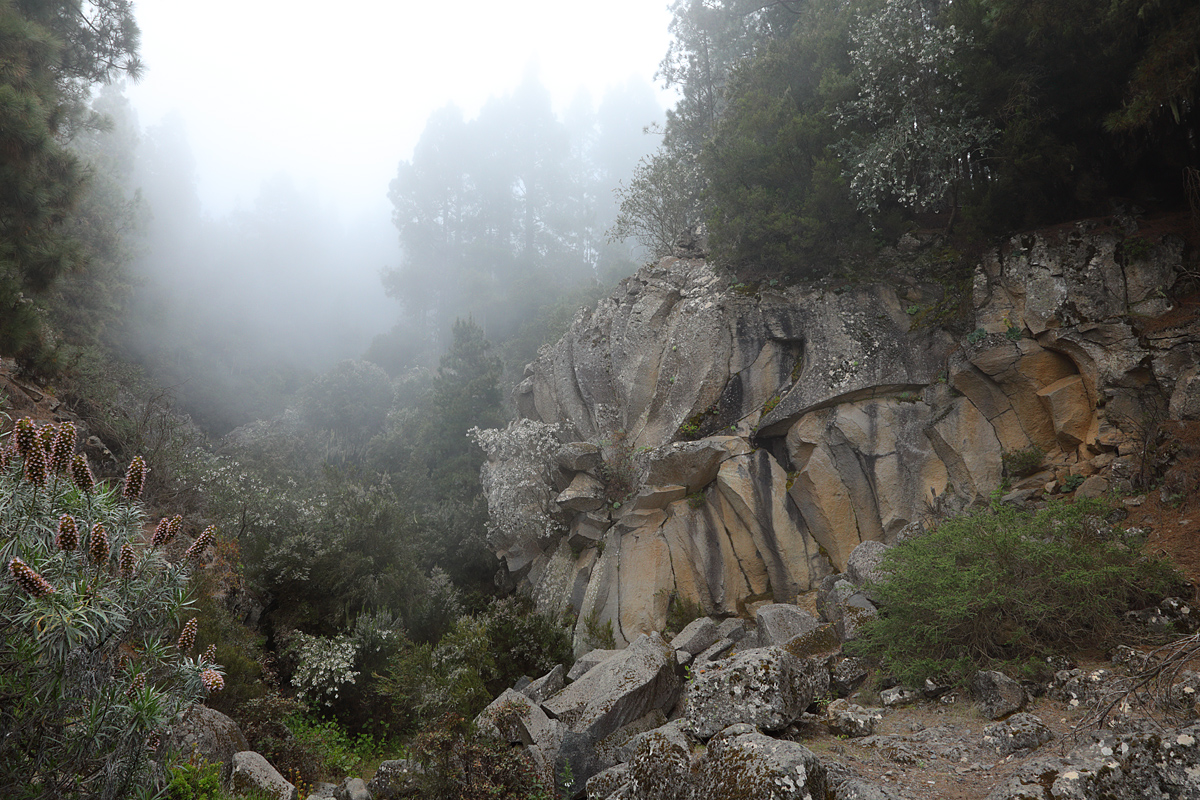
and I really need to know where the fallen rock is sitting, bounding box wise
[754,604,820,648]
[985,721,1200,800]
[543,633,680,796]
[669,616,719,655]
[523,663,566,703]
[981,712,1054,755]
[879,687,919,708]
[692,726,828,800]
[624,723,693,800]
[229,751,297,800]
[825,699,884,738]
[973,670,1027,719]
[685,646,823,739]
[161,704,249,783]
[568,649,622,682]
[475,689,559,747]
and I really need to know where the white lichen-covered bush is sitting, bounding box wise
[289,631,361,708]
[469,420,564,556]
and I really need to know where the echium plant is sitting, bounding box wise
[0,418,223,800]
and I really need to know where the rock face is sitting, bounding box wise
[478,225,1194,649]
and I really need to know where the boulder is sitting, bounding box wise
[825,699,884,738]
[161,704,249,782]
[644,438,752,493]
[342,778,371,800]
[716,616,747,642]
[669,616,719,655]
[557,472,608,512]
[692,727,828,800]
[367,759,422,799]
[568,649,621,682]
[557,441,604,473]
[586,763,631,800]
[229,751,297,800]
[685,646,823,739]
[475,689,559,748]
[522,663,566,703]
[845,540,890,595]
[973,670,1027,720]
[879,687,919,708]
[981,712,1054,755]
[754,604,820,648]
[542,633,680,796]
[624,723,693,800]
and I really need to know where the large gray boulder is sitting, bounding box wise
[229,751,297,800]
[973,670,1027,720]
[684,646,823,739]
[668,616,719,655]
[623,724,692,800]
[542,633,680,796]
[692,727,828,800]
[162,704,249,782]
[754,603,820,648]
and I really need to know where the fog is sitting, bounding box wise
[109,1,674,434]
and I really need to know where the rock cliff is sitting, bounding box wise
[477,221,1197,654]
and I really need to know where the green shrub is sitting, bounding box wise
[0,418,224,799]
[166,760,222,800]
[850,499,1182,685]
[583,610,617,649]
[665,594,704,635]
[409,714,550,800]
[1001,445,1046,477]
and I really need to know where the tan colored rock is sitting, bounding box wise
[1036,374,1094,447]
[644,437,751,493]
[660,499,750,618]
[618,526,674,641]
[926,395,1003,504]
[629,484,688,510]
[556,472,607,512]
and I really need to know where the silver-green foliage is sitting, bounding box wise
[0,432,221,799]
[837,0,995,214]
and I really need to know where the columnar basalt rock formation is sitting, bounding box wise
[478,222,1196,653]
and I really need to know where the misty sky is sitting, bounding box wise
[125,0,676,219]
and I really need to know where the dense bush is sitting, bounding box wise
[852,498,1182,684]
[408,714,550,800]
[0,418,223,799]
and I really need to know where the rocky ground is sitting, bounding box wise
[793,665,1154,800]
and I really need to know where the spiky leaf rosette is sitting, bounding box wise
[56,514,79,551]
[8,557,55,598]
[70,453,95,493]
